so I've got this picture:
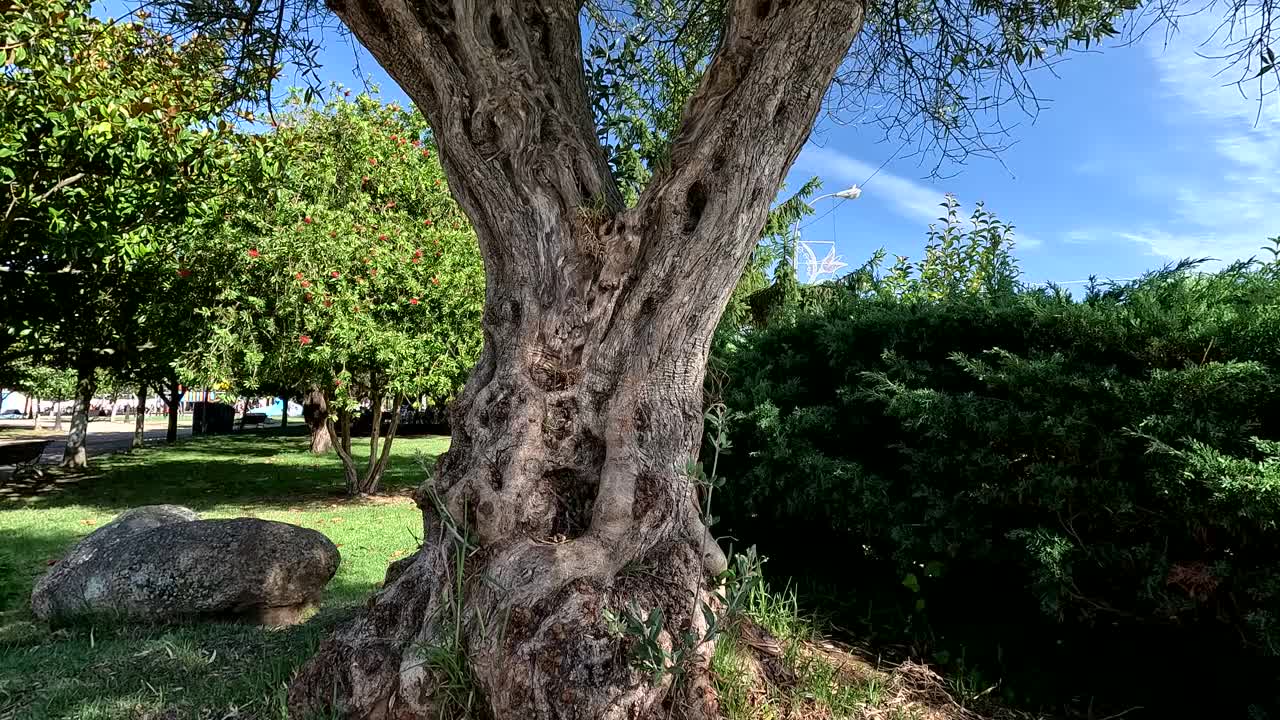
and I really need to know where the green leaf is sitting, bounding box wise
[902,573,920,593]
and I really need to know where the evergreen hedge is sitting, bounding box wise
[716,260,1280,714]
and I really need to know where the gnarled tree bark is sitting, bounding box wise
[290,1,863,718]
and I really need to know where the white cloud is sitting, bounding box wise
[795,145,1043,248]
[1121,14,1280,263]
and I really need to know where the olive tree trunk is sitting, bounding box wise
[289,2,861,718]
[60,362,97,469]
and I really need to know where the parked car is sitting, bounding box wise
[0,409,23,418]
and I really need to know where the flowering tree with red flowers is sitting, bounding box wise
[191,91,483,494]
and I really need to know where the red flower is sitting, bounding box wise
[247,248,260,258]
[370,268,378,276]
[423,219,432,226]
[390,134,398,142]
[176,269,191,278]
[369,158,377,166]
[434,179,441,186]
[422,149,430,158]
[409,297,420,305]
[295,272,304,280]
[329,231,337,238]
[331,271,340,278]
[323,299,333,307]
[432,276,440,285]
[335,379,343,387]
[378,234,388,241]
[411,140,420,148]
[305,292,313,301]
[385,200,396,209]
[300,280,311,288]
[299,335,312,345]
[414,249,423,257]
[411,257,421,264]
[303,216,313,224]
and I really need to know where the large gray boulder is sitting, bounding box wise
[31,505,340,626]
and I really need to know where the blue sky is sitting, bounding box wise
[788,12,1279,286]
[99,3,1279,287]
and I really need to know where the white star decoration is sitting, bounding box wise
[816,246,848,278]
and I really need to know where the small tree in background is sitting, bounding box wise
[0,0,255,466]
[191,92,483,490]
[18,367,76,430]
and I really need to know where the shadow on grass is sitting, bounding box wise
[0,557,390,720]
[0,430,442,720]
[0,602,360,720]
[0,432,448,512]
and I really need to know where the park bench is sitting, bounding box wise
[241,413,268,427]
[0,439,51,478]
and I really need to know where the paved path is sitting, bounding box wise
[0,420,193,464]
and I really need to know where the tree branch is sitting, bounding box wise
[631,0,865,300]
[326,0,623,280]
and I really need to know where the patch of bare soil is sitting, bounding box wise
[735,619,1047,720]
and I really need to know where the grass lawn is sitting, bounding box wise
[0,430,445,720]
[0,431,1005,720]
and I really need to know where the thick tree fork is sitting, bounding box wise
[291,1,864,718]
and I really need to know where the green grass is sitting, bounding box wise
[711,583,929,720]
[0,430,972,720]
[0,430,448,720]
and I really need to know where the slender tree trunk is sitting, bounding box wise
[164,378,180,443]
[53,396,63,430]
[326,405,361,496]
[280,396,289,429]
[290,2,860,718]
[303,386,332,452]
[361,392,404,495]
[32,396,41,429]
[109,391,119,423]
[133,383,147,449]
[366,387,384,478]
[339,407,353,456]
[61,363,97,469]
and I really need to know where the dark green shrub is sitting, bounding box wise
[716,260,1280,715]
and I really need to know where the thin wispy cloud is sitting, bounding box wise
[795,145,1043,248]
[1115,14,1280,264]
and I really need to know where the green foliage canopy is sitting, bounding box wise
[187,91,485,412]
[0,0,252,378]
